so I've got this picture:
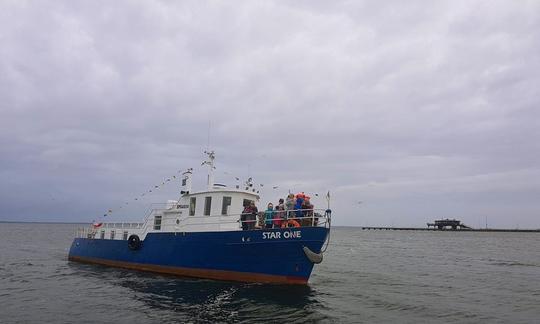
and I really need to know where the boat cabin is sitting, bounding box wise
[76,151,328,241]
[79,152,263,239]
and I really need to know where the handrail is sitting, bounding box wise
[76,208,330,238]
[178,215,329,228]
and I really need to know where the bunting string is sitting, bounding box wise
[93,168,320,225]
[96,170,186,223]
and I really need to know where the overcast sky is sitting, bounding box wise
[1,1,539,228]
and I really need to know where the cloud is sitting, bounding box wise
[1,1,539,228]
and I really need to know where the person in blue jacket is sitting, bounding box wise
[294,195,304,220]
[264,203,274,229]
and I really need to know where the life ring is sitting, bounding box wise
[282,219,301,228]
[127,234,141,250]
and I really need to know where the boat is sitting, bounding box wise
[68,151,331,284]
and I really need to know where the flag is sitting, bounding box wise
[93,222,103,228]
[326,191,330,200]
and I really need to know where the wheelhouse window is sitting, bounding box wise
[189,197,196,216]
[221,196,232,215]
[204,196,212,216]
[154,215,162,230]
[123,231,128,240]
[110,230,115,240]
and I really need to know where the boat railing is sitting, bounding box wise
[172,208,331,229]
[75,208,331,238]
[75,227,96,239]
[101,222,145,229]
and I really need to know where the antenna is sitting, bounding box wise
[206,120,211,151]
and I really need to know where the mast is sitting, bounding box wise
[202,150,215,190]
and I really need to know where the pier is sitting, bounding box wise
[361,219,539,232]
[360,227,540,233]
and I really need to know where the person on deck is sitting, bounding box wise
[285,194,296,219]
[249,201,258,230]
[302,196,314,226]
[241,205,251,230]
[264,203,274,229]
[294,195,304,221]
[273,198,285,228]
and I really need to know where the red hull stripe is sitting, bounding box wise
[68,256,308,285]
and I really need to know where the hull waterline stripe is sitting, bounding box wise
[68,256,308,284]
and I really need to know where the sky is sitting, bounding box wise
[1,1,539,228]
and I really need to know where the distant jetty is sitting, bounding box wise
[362,219,540,233]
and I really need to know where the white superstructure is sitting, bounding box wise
[76,151,329,241]
[78,151,263,240]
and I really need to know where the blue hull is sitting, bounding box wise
[68,227,329,284]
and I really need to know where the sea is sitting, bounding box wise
[0,223,539,324]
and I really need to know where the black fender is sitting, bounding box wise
[127,234,141,250]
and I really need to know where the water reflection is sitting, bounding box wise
[69,263,330,323]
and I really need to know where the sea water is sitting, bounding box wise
[1,223,538,323]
